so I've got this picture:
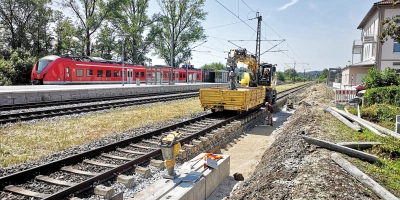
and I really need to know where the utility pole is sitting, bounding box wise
[169,27,174,85]
[118,34,129,86]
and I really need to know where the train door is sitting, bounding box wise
[156,71,162,84]
[127,69,133,84]
[65,66,71,82]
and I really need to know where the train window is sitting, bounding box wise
[180,73,182,78]
[114,70,119,77]
[87,69,93,77]
[183,73,186,78]
[163,73,167,78]
[135,72,139,77]
[106,70,111,77]
[140,72,145,77]
[76,69,83,77]
[97,70,103,77]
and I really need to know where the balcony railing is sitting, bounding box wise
[362,35,377,43]
[352,39,362,54]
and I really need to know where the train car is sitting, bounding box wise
[31,55,201,85]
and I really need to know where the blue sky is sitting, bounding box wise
[147,0,377,72]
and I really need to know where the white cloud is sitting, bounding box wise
[277,0,299,11]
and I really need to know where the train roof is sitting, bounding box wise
[40,55,60,61]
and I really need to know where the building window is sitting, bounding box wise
[106,70,111,77]
[87,69,93,77]
[394,42,400,53]
[76,69,83,77]
[97,70,103,77]
[114,70,119,77]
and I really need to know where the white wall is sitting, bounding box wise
[361,12,379,61]
[381,8,400,62]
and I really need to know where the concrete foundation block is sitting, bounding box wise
[94,185,115,199]
[206,134,216,143]
[178,149,187,160]
[111,192,123,200]
[160,176,206,200]
[135,167,151,178]
[117,175,135,188]
[200,137,210,146]
[192,140,203,150]
[184,144,196,154]
[150,159,164,169]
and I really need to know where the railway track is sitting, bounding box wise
[0,83,311,200]
[0,90,199,112]
[0,91,199,125]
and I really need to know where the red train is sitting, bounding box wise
[31,55,202,85]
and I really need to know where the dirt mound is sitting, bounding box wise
[228,84,378,200]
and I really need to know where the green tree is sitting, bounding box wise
[0,0,52,53]
[112,0,153,64]
[284,68,297,79]
[92,25,116,60]
[378,0,400,44]
[150,0,207,68]
[319,68,328,79]
[62,0,123,56]
[53,11,80,56]
[0,49,36,85]
[201,62,225,70]
[362,67,400,89]
[276,71,285,81]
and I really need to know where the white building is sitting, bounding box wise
[342,0,400,86]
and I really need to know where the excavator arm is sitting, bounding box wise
[226,48,259,87]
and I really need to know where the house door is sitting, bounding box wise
[65,66,71,82]
[127,69,133,84]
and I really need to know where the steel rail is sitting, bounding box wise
[0,92,199,124]
[0,90,199,111]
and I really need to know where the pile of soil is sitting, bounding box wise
[226,84,379,199]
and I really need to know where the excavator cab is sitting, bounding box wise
[258,63,276,87]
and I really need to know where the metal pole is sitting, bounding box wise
[186,64,188,84]
[170,27,174,85]
[122,38,125,86]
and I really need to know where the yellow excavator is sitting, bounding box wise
[199,12,277,113]
[226,48,277,104]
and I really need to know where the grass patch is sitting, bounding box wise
[347,104,400,130]
[0,98,203,167]
[318,110,400,196]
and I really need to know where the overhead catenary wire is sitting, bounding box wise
[205,19,252,30]
[215,0,306,65]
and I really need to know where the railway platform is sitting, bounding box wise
[0,83,228,105]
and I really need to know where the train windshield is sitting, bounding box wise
[36,55,60,74]
[37,60,51,73]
